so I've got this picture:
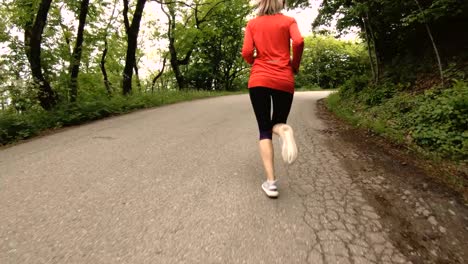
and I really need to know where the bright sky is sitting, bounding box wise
[284,1,321,36]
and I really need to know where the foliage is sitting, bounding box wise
[311,0,468,81]
[330,79,468,161]
[158,0,250,90]
[284,0,310,9]
[0,0,271,112]
[0,0,130,107]
[406,81,468,158]
[296,35,369,89]
[186,0,251,91]
[312,0,468,162]
[1,0,466,165]
[338,74,371,99]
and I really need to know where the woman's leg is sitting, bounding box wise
[270,90,297,164]
[258,140,275,182]
[249,88,277,187]
[271,89,293,126]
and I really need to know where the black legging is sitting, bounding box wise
[249,87,294,140]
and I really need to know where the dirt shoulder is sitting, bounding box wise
[316,99,468,264]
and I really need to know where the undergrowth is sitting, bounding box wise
[327,78,468,162]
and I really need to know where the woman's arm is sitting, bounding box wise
[290,19,304,73]
[241,23,255,65]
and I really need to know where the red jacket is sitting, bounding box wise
[241,14,304,94]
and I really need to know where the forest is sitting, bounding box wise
[0,0,467,165]
[307,0,468,162]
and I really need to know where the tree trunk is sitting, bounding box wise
[160,1,221,90]
[169,47,187,90]
[24,0,57,110]
[152,56,167,92]
[162,4,193,90]
[361,17,377,83]
[163,4,185,90]
[58,5,72,57]
[365,11,380,83]
[100,38,113,96]
[134,64,141,92]
[122,0,147,95]
[69,0,90,102]
[413,0,444,85]
[100,0,118,97]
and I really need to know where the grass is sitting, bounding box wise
[295,85,326,91]
[328,80,468,161]
[0,90,241,146]
[325,86,467,197]
[326,92,360,126]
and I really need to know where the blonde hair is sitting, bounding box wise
[257,0,286,16]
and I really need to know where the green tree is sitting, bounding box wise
[310,0,468,84]
[296,35,369,89]
[98,0,120,96]
[21,0,58,110]
[122,0,147,95]
[186,0,251,91]
[158,0,232,90]
[69,0,90,102]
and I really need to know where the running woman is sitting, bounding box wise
[241,0,304,198]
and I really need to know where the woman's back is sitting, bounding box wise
[242,13,304,93]
[248,14,293,64]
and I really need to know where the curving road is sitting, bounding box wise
[0,92,410,263]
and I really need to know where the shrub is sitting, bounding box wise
[331,79,468,161]
[339,74,371,100]
[408,80,468,159]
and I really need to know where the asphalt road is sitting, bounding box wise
[0,92,410,263]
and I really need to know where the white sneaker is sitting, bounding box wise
[262,181,279,198]
[279,124,298,164]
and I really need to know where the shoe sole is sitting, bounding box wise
[281,125,298,164]
[262,184,279,198]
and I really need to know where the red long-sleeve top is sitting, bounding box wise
[241,14,304,94]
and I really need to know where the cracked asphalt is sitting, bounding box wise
[0,92,410,263]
